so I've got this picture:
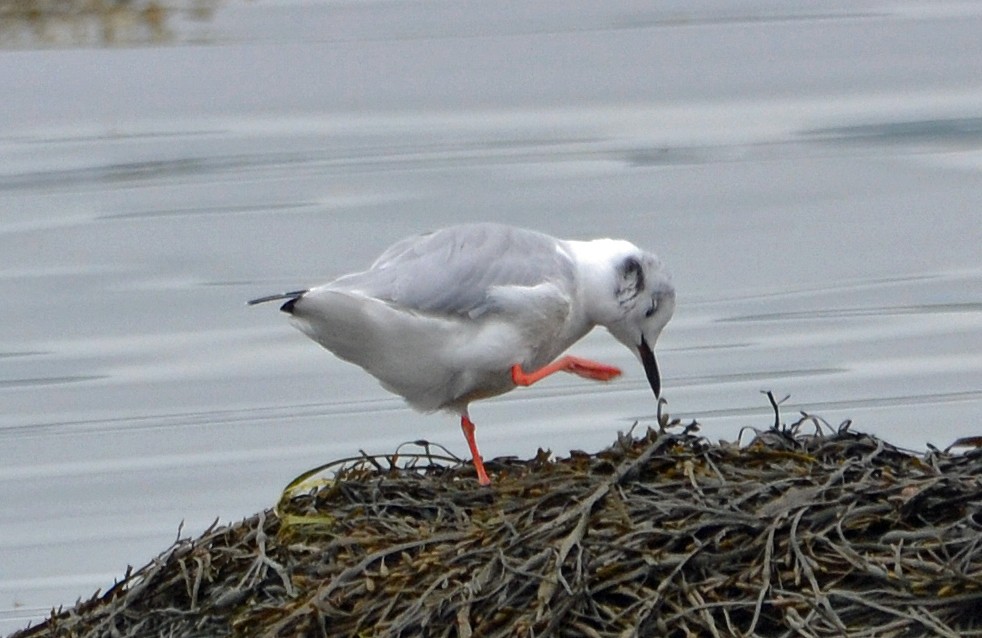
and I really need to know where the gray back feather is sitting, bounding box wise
[329,223,576,317]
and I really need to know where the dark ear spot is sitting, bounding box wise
[617,256,645,304]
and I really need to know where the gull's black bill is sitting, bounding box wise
[639,336,660,398]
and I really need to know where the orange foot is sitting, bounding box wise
[512,355,622,386]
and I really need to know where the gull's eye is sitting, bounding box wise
[644,304,656,318]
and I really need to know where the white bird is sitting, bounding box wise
[249,223,675,486]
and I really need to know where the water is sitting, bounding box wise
[2,0,982,632]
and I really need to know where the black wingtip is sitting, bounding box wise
[280,296,301,314]
[247,290,307,313]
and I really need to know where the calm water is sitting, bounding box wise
[2,0,982,631]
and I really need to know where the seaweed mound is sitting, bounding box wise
[13,412,982,637]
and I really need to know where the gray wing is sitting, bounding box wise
[328,223,576,317]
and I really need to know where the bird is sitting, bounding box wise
[249,222,675,486]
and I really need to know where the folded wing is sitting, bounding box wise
[327,223,577,318]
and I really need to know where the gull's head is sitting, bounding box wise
[576,239,675,398]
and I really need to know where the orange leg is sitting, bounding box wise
[511,355,622,386]
[460,414,491,486]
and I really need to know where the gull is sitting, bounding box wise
[249,222,675,485]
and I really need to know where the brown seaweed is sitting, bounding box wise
[12,408,982,637]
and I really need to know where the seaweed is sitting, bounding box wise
[0,0,218,46]
[12,407,982,637]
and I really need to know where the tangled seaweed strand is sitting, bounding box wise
[14,412,982,638]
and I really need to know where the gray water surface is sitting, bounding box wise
[2,0,982,632]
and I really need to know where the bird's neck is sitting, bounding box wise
[563,238,630,328]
